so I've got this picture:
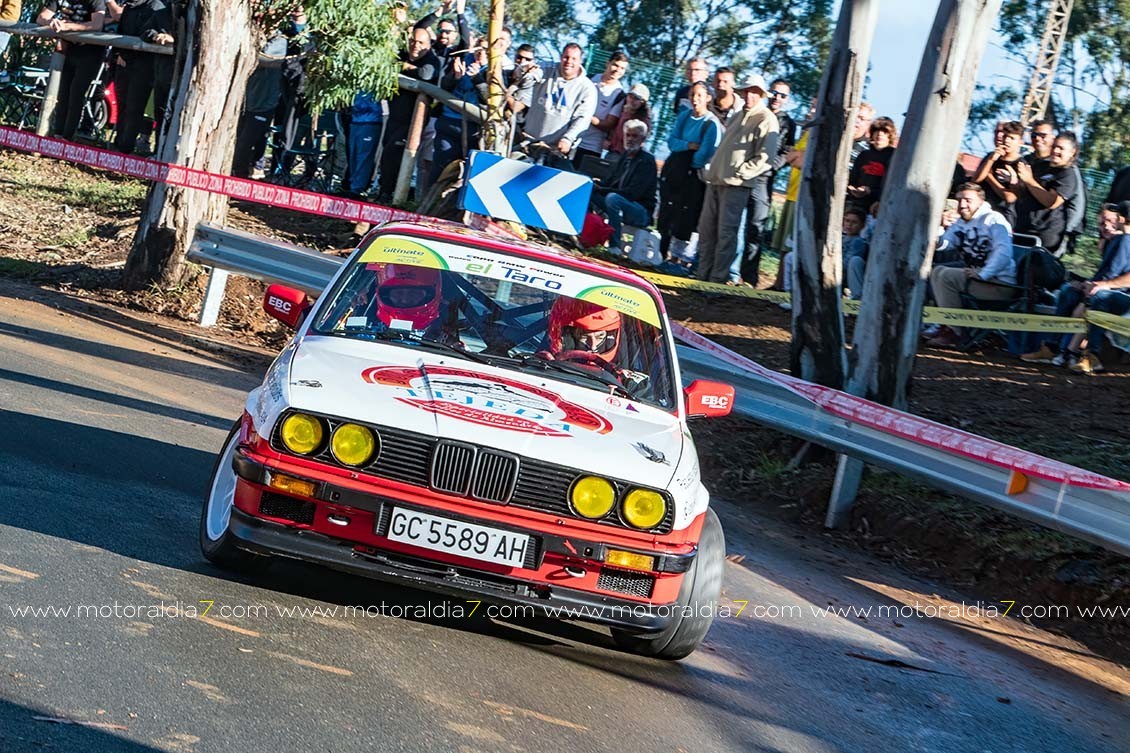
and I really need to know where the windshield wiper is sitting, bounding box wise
[369,330,499,366]
[514,354,633,398]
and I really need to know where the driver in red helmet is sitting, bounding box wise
[374,264,442,330]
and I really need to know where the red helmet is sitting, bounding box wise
[375,264,442,330]
[548,298,621,362]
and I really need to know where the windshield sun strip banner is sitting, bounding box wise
[358,235,662,327]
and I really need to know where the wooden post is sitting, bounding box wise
[394,92,430,205]
[35,51,65,137]
[848,0,1004,409]
[789,0,878,389]
[483,0,507,154]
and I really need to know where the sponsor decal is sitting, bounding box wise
[576,284,660,327]
[361,365,613,437]
[358,236,450,270]
[632,442,669,465]
[356,233,662,327]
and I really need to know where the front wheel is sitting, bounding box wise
[611,508,725,660]
[200,420,260,570]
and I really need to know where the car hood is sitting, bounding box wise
[282,336,685,489]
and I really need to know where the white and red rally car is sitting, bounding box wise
[201,222,734,659]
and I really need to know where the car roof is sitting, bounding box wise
[367,220,668,314]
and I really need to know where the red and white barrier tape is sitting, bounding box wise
[671,322,1130,492]
[0,126,425,226]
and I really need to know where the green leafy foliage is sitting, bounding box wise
[989,0,1130,171]
[251,1,405,113]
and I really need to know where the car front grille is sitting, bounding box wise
[272,411,673,533]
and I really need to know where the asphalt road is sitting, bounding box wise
[1,281,1127,753]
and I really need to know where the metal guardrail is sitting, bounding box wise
[187,223,1130,557]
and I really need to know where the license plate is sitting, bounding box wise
[386,508,531,568]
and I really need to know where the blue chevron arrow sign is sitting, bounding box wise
[459,151,593,235]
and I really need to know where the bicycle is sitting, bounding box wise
[264,112,343,194]
[0,56,116,143]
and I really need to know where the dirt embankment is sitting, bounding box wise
[0,150,1126,664]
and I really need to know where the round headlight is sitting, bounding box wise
[280,413,324,455]
[331,423,376,466]
[570,476,616,519]
[621,489,667,529]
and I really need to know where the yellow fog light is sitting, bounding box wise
[570,476,616,519]
[280,413,324,455]
[331,423,376,466]
[605,549,656,572]
[269,473,316,498]
[621,489,666,529]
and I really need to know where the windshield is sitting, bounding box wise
[309,235,676,410]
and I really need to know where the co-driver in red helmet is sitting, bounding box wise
[547,299,621,363]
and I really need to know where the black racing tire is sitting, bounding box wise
[199,420,262,570]
[611,507,725,660]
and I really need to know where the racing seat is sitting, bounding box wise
[956,234,1061,353]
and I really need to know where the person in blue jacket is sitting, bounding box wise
[657,81,720,262]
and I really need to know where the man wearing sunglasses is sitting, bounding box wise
[1026,120,1085,253]
[503,44,543,129]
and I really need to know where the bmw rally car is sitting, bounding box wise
[201,222,735,659]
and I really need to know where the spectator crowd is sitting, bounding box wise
[2,0,1127,371]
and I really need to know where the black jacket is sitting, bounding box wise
[602,149,658,214]
[116,0,172,63]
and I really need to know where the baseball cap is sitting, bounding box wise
[629,83,650,101]
[735,74,767,93]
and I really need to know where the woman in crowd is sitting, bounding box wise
[656,81,720,263]
[606,83,651,154]
[847,115,897,212]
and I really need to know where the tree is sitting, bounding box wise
[824,0,1004,529]
[849,0,1004,410]
[586,0,833,92]
[789,0,878,388]
[122,1,258,290]
[974,0,1130,171]
[123,0,404,290]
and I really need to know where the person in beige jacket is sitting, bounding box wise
[695,74,779,283]
[0,1,21,57]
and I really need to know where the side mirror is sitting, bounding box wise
[263,284,309,329]
[684,379,735,419]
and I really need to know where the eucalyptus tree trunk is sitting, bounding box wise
[848,0,1004,408]
[789,0,879,388]
[825,0,1004,530]
[123,0,256,290]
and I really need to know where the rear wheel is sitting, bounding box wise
[200,421,261,570]
[611,508,725,660]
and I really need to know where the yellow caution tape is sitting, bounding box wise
[920,307,1085,333]
[637,271,791,302]
[1085,310,1130,338]
[639,268,1130,336]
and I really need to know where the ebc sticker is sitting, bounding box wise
[361,365,613,437]
[358,236,450,269]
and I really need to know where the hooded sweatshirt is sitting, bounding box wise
[523,65,597,149]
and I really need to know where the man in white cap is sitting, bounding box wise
[695,73,779,284]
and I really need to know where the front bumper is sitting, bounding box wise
[228,509,679,633]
